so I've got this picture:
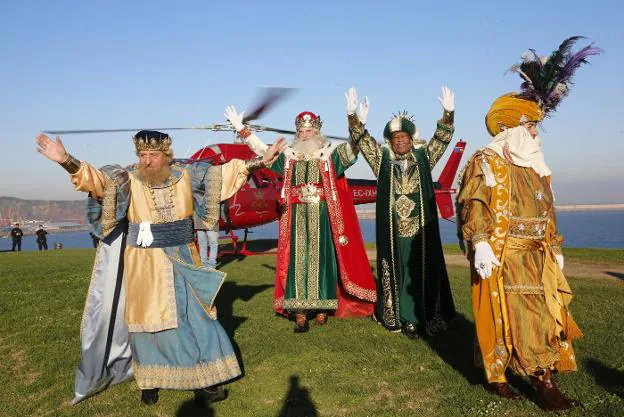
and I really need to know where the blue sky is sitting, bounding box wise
[1,0,622,203]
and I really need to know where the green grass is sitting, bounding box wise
[1,248,623,416]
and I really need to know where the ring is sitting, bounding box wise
[478,262,486,270]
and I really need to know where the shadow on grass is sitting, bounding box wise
[214,281,273,376]
[586,358,624,398]
[606,271,624,281]
[277,375,318,417]
[424,313,483,385]
[217,239,279,268]
[217,253,246,269]
[175,399,214,416]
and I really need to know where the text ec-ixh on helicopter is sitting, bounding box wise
[44,87,466,255]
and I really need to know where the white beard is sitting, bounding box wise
[486,125,551,177]
[291,135,328,157]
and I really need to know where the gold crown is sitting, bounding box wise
[132,131,172,152]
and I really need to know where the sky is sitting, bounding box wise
[1,0,623,204]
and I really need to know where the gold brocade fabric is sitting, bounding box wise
[70,160,249,333]
[457,149,578,382]
[125,169,194,332]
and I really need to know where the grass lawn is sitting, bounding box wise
[1,248,623,416]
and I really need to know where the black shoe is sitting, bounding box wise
[194,386,228,407]
[401,322,419,339]
[141,388,159,405]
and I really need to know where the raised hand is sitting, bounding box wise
[345,87,358,114]
[36,133,68,162]
[262,137,288,166]
[224,105,245,131]
[437,86,455,112]
[358,96,370,124]
[345,87,370,124]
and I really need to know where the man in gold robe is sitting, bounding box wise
[457,37,601,411]
[35,130,284,406]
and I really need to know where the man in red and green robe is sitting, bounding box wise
[225,106,377,332]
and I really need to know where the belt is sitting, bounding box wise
[128,218,194,248]
[508,216,549,240]
[290,183,325,204]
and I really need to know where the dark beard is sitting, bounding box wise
[137,164,172,185]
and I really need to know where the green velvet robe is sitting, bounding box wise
[349,114,456,334]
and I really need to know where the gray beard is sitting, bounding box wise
[291,135,328,157]
[137,164,172,185]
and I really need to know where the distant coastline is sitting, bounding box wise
[355,204,624,219]
[554,204,624,212]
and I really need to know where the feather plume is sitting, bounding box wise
[506,36,603,115]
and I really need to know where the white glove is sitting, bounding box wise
[358,96,370,125]
[437,86,455,112]
[555,254,564,270]
[345,87,370,124]
[136,221,154,248]
[474,241,500,279]
[345,87,358,114]
[224,105,245,131]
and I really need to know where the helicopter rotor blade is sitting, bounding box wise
[242,86,297,123]
[43,124,240,135]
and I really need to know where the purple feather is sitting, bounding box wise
[506,36,602,115]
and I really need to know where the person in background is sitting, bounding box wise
[36,225,48,251]
[11,223,23,252]
[194,213,220,268]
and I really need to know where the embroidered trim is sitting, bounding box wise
[100,172,119,237]
[343,280,376,302]
[337,142,356,168]
[503,284,545,294]
[427,123,453,170]
[307,198,321,300]
[282,298,338,310]
[204,165,222,227]
[508,216,549,240]
[133,354,241,389]
[381,258,396,328]
[471,233,490,245]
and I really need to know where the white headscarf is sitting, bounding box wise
[486,125,551,177]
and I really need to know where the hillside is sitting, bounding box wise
[0,196,87,224]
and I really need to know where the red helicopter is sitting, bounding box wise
[44,87,467,254]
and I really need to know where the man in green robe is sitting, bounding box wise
[346,87,456,337]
